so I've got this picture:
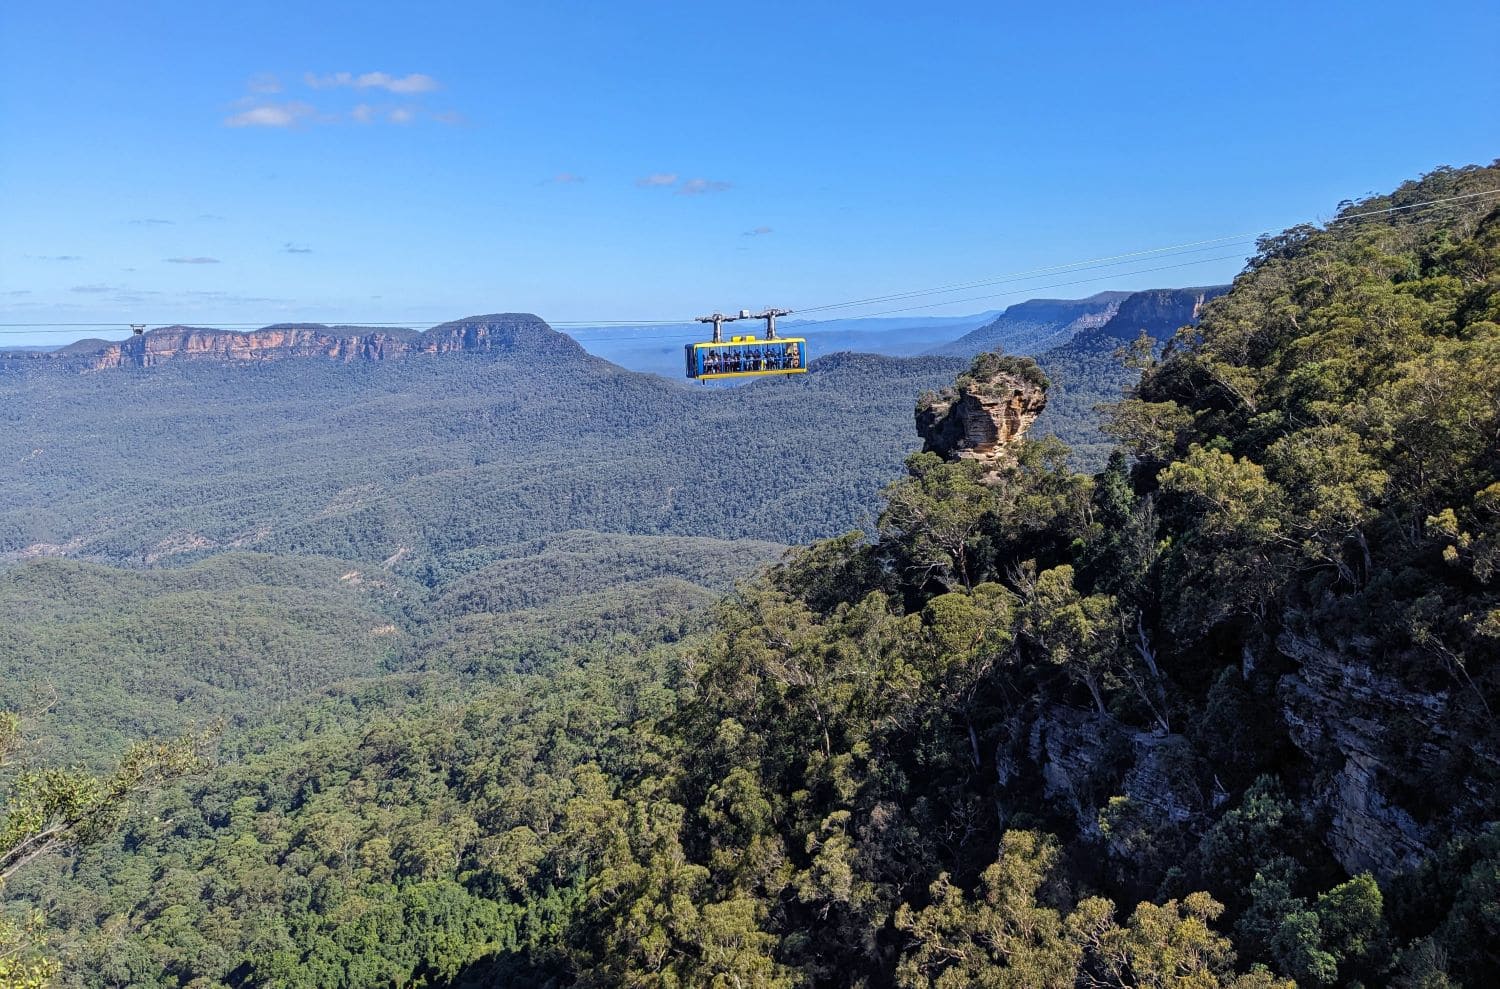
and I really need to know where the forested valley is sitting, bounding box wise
[3,163,1499,987]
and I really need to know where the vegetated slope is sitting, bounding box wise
[0,338,963,573]
[20,164,1500,988]
[927,291,1131,357]
[1033,285,1228,467]
[0,531,783,768]
[0,553,414,767]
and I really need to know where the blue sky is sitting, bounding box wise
[2,0,1496,346]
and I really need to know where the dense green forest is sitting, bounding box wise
[4,163,1499,987]
[0,345,967,568]
[0,532,783,769]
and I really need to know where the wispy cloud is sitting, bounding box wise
[198,213,227,221]
[678,178,732,196]
[130,217,174,225]
[742,226,773,237]
[71,284,116,293]
[178,290,282,303]
[305,71,440,94]
[551,172,586,184]
[165,256,221,264]
[282,243,313,254]
[247,73,283,94]
[636,173,732,195]
[229,72,453,128]
[225,102,318,128]
[28,254,83,261]
[110,289,163,303]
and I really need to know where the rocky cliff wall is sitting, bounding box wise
[2,314,576,371]
[1091,285,1229,342]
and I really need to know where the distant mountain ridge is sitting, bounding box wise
[927,291,1131,357]
[1,313,574,370]
[1031,285,1229,464]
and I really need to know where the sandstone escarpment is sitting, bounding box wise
[4,314,577,371]
[916,351,1048,472]
[1091,286,1228,342]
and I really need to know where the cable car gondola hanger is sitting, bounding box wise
[685,307,806,382]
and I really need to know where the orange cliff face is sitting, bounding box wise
[5,314,577,371]
[88,326,414,368]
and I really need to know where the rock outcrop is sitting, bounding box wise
[1274,629,1495,878]
[915,352,1048,471]
[1024,707,1209,840]
[2,314,579,371]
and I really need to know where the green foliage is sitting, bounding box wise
[954,350,1051,394]
[1020,565,1121,713]
[0,717,206,989]
[1,731,209,888]
[0,908,61,989]
[894,832,1079,988]
[0,554,414,769]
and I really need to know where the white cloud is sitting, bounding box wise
[636,172,679,188]
[225,102,317,128]
[551,172,586,184]
[165,256,221,264]
[742,226,773,236]
[228,74,454,128]
[366,72,438,93]
[678,178,732,196]
[305,71,351,88]
[306,71,439,93]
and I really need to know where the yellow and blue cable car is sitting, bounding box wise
[686,309,808,382]
[685,335,808,380]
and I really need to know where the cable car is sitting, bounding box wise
[686,308,808,382]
